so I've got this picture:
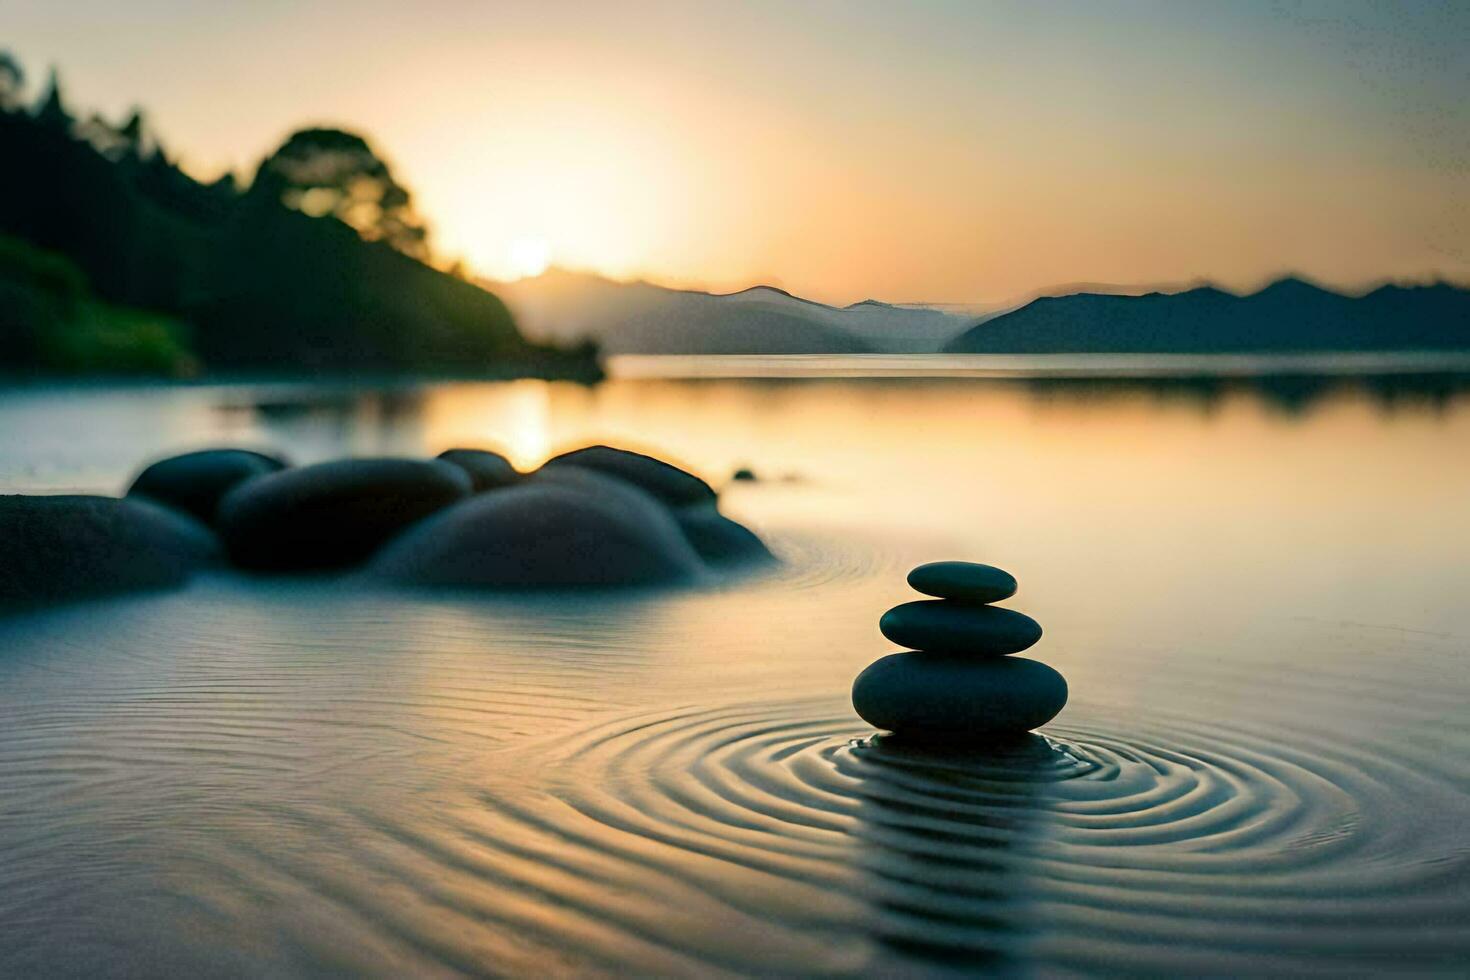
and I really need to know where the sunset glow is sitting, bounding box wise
[506,236,552,279]
[12,1,1468,304]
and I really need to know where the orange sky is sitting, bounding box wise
[9,1,1469,305]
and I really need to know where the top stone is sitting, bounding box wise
[907,561,1017,604]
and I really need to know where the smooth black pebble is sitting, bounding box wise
[906,560,1018,604]
[852,653,1068,737]
[217,458,471,570]
[880,600,1042,655]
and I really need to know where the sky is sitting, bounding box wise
[8,0,1469,305]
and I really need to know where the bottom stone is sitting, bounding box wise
[851,653,1068,737]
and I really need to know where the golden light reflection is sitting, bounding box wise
[411,373,1470,623]
[422,379,555,471]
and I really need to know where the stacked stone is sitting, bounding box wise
[851,561,1067,739]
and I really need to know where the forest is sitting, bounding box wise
[0,54,598,379]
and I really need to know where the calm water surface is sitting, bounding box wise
[2,358,1469,976]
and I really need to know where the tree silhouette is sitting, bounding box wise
[77,107,148,162]
[0,52,23,112]
[0,63,600,380]
[33,67,71,132]
[252,127,429,260]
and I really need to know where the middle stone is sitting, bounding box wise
[879,600,1043,655]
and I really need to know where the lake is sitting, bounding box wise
[2,356,1469,975]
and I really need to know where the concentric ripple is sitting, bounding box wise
[758,528,909,591]
[472,697,1470,975]
[4,588,1469,976]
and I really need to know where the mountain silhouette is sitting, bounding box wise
[489,268,970,354]
[943,277,1470,354]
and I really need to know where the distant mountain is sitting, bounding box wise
[943,277,1470,354]
[487,269,972,355]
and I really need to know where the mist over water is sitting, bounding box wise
[2,358,1470,975]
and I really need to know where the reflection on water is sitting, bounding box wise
[1,358,1469,974]
[847,734,1057,968]
[1023,370,1470,416]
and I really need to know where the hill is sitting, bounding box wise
[489,269,972,355]
[0,89,596,379]
[943,278,1470,354]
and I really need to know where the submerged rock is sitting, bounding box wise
[879,600,1042,655]
[542,445,716,507]
[543,464,772,568]
[126,448,288,525]
[530,463,669,513]
[906,561,1017,604]
[437,448,521,493]
[370,477,705,588]
[217,458,471,570]
[0,494,220,605]
[674,505,775,566]
[851,654,1067,737]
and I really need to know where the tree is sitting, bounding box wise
[77,107,148,161]
[33,67,71,132]
[252,127,429,260]
[0,51,23,112]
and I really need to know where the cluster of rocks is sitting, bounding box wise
[852,561,1068,739]
[0,445,773,607]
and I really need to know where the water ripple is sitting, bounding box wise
[457,698,1470,974]
[3,586,1469,974]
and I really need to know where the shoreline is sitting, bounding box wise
[609,349,1470,380]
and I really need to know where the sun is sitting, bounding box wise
[507,236,552,278]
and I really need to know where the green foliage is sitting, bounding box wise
[0,234,88,310]
[0,235,82,365]
[0,235,194,376]
[38,301,197,377]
